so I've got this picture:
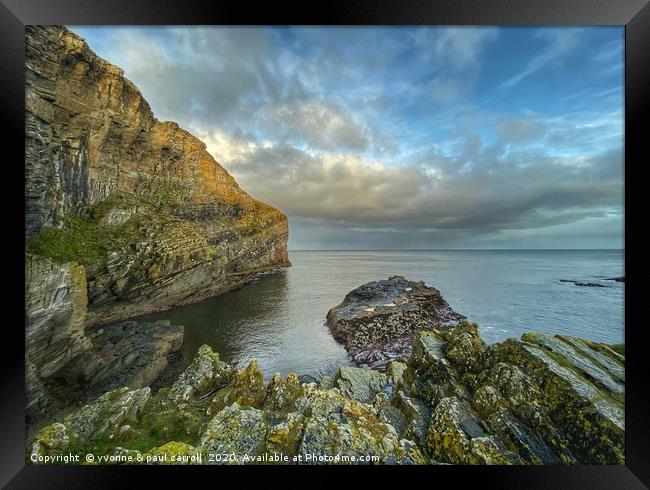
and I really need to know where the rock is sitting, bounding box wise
[326,276,464,369]
[297,374,319,385]
[604,276,624,282]
[559,279,608,287]
[426,396,487,464]
[488,335,624,463]
[393,390,431,447]
[443,321,486,373]
[207,360,266,415]
[30,423,74,462]
[144,441,201,465]
[295,385,425,464]
[319,375,334,389]
[25,25,290,327]
[265,412,305,457]
[26,255,183,424]
[199,403,268,464]
[485,410,562,464]
[333,366,390,403]
[264,373,304,413]
[29,278,625,466]
[25,255,101,419]
[86,320,184,392]
[64,387,150,441]
[164,344,233,405]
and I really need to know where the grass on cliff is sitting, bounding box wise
[27,213,152,267]
[28,216,112,266]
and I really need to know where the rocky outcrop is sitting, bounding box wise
[326,276,464,369]
[30,319,624,465]
[86,320,184,392]
[25,25,289,325]
[26,254,185,422]
[25,255,99,419]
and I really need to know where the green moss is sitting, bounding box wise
[610,344,625,357]
[27,216,111,266]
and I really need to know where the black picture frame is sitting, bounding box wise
[1,0,648,487]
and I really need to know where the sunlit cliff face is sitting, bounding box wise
[71,26,624,249]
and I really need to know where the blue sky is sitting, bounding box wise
[70,26,624,249]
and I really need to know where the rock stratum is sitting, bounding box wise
[26,25,289,324]
[30,278,625,465]
[25,26,289,419]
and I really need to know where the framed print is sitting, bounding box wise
[1,0,648,487]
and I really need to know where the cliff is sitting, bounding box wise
[25,25,290,325]
[29,279,625,465]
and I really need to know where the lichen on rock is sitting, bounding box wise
[25,276,625,466]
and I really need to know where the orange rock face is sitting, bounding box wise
[25,25,290,324]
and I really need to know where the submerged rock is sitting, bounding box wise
[326,276,465,369]
[559,279,609,287]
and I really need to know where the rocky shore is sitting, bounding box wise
[29,277,625,465]
[25,25,289,420]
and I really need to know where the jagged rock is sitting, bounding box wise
[427,396,487,464]
[64,387,150,440]
[393,390,431,448]
[207,360,266,415]
[326,276,464,369]
[164,344,233,405]
[199,403,268,464]
[265,412,305,457]
[484,410,562,464]
[319,375,334,390]
[29,278,625,466]
[333,366,390,403]
[374,392,408,436]
[404,330,457,405]
[26,255,184,423]
[443,321,486,373]
[30,423,74,462]
[263,373,304,413]
[25,25,290,327]
[489,335,624,464]
[144,441,201,465]
[296,384,425,464]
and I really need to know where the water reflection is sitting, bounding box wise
[137,250,624,384]
[138,270,351,381]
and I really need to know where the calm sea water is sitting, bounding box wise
[138,250,624,381]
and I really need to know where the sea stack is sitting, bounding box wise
[326,275,465,368]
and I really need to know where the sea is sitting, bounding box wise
[138,249,624,382]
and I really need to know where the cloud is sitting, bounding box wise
[202,117,622,247]
[499,29,583,90]
[70,26,624,249]
[258,100,371,151]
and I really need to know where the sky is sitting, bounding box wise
[70,26,624,250]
